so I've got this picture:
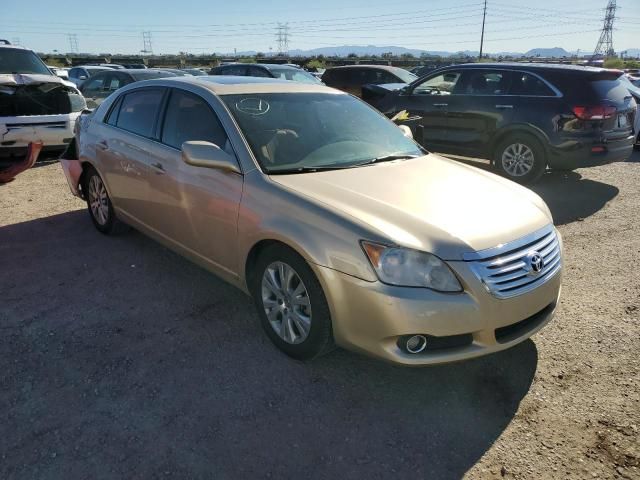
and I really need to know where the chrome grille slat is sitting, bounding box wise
[484,232,555,268]
[465,225,562,299]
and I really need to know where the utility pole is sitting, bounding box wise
[479,0,487,61]
[592,0,616,59]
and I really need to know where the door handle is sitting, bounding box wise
[150,162,165,174]
[96,140,108,150]
[495,104,514,109]
[433,103,448,107]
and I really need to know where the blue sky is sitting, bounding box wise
[3,0,639,55]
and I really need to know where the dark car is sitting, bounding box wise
[321,65,417,98]
[209,63,321,84]
[80,69,176,108]
[371,63,637,183]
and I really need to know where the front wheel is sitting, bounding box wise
[252,245,334,361]
[494,134,546,184]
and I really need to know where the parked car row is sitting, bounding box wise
[60,75,564,366]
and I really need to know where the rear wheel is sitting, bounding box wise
[83,166,129,235]
[494,134,546,184]
[252,245,334,360]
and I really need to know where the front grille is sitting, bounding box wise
[464,225,561,299]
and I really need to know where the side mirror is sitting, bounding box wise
[79,75,87,80]
[182,141,241,174]
[398,125,413,139]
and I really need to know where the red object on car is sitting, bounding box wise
[0,141,43,183]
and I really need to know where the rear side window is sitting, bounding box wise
[115,89,164,138]
[160,89,228,149]
[509,72,555,96]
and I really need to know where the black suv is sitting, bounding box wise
[371,63,637,183]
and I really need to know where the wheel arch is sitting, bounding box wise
[489,124,550,166]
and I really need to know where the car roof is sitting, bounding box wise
[134,75,340,95]
[326,64,405,72]
[443,62,613,74]
[0,43,30,51]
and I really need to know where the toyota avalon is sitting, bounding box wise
[60,76,562,365]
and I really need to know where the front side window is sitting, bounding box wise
[115,89,164,138]
[412,71,462,95]
[459,70,510,95]
[82,76,105,95]
[221,93,422,173]
[161,89,228,149]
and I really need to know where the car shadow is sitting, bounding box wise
[0,210,538,479]
[444,156,619,226]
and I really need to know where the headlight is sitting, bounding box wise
[361,241,462,292]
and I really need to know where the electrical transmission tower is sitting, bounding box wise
[592,0,616,58]
[275,23,290,55]
[67,34,79,53]
[142,31,153,55]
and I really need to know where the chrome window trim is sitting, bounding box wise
[407,68,563,99]
[462,224,555,261]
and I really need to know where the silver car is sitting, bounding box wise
[61,76,562,365]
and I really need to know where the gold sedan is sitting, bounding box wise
[61,76,562,365]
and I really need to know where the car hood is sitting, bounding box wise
[0,73,78,92]
[270,155,553,260]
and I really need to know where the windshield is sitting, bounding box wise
[268,68,321,84]
[0,48,52,75]
[221,93,423,173]
[391,68,418,84]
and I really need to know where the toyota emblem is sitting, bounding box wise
[526,251,544,275]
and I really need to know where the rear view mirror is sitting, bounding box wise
[182,141,241,174]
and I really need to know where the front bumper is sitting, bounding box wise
[315,259,561,366]
[0,112,81,158]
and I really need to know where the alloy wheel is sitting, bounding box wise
[88,175,109,225]
[261,261,312,344]
[501,143,535,177]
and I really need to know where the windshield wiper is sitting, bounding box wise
[352,153,421,167]
[269,164,356,175]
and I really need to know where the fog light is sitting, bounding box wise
[405,335,427,354]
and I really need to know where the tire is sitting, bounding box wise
[494,133,546,184]
[251,244,334,361]
[83,166,129,235]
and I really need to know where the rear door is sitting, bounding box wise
[96,88,166,224]
[143,87,243,272]
[391,69,464,148]
[445,69,514,155]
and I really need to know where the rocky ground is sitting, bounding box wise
[1,153,638,479]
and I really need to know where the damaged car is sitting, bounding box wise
[0,40,86,166]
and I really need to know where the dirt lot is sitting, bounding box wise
[1,153,639,479]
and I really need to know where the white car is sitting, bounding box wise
[620,75,640,147]
[0,41,86,162]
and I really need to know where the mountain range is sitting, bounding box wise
[230,46,640,58]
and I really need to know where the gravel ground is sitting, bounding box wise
[1,152,639,479]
